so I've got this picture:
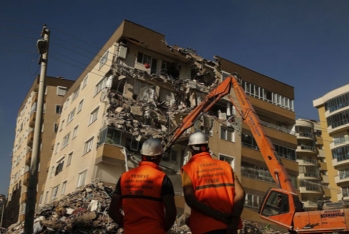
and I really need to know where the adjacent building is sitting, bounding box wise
[313,84,349,201]
[38,20,298,229]
[5,76,74,226]
[293,119,330,210]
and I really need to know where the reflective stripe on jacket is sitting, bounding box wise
[182,152,235,234]
[120,161,166,234]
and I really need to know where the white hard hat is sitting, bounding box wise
[188,131,208,146]
[140,138,164,156]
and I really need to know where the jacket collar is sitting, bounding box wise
[139,161,162,171]
[188,151,211,163]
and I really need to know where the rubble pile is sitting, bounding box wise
[7,182,288,234]
[239,220,288,234]
[8,183,120,234]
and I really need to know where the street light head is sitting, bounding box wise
[37,39,48,54]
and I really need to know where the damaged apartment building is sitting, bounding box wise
[41,20,298,227]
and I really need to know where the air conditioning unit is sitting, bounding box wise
[118,45,128,59]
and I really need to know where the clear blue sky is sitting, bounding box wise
[1,0,348,195]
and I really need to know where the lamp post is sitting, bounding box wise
[24,25,50,234]
[0,197,5,231]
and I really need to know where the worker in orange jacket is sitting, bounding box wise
[182,131,246,234]
[109,138,177,234]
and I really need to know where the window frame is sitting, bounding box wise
[51,185,60,200]
[61,181,67,195]
[77,170,87,188]
[89,106,100,125]
[55,105,62,114]
[83,137,94,155]
[220,126,235,142]
[56,86,67,96]
[77,99,84,113]
[99,50,109,69]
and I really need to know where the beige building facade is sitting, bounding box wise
[5,76,74,226]
[37,20,298,229]
[313,84,349,202]
[293,119,331,210]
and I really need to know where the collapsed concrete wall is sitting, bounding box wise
[101,44,236,156]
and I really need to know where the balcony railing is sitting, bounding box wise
[304,172,320,178]
[298,132,313,138]
[302,185,322,192]
[241,171,275,184]
[339,172,349,179]
[333,136,349,146]
[300,145,316,151]
[303,158,318,165]
[260,120,295,135]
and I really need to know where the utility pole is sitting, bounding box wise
[24,25,49,234]
[0,197,5,229]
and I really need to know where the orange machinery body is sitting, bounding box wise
[293,209,349,233]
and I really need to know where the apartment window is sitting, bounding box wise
[50,166,55,178]
[55,105,62,114]
[39,194,43,205]
[137,52,152,65]
[129,137,140,151]
[77,170,87,188]
[99,50,109,69]
[82,75,88,89]
[44,191,49,204]
[61,181,67,195]
[77,99,84,113]
[67,108,76,124]
[220,154,235,170]
[220,126,235,142]
[242,134,259,150]
[137,52,158,74]
[245,193,262,211]
[51,185,59,200]
[72,125,79,139]
[89,107,99,125]
[94,78,107,96]
[67,152,73,166]
[54,142,60,154]
[83,137,94,155]
[64,98,70,111]
[62,133,70,149]
[98,127,122,145]
[55,160,64,175]
[57,86,67,96]
[53,123,58,133]
[60,120,65,131]
[72,85,80,101]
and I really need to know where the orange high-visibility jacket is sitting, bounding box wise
[120,161,166,234]
[182,152,235,234]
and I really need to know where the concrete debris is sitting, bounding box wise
[102,43,236,147]
[6,182,287,234]
[7,183,119,234]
